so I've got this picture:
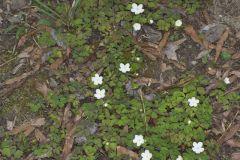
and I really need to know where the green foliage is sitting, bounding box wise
[221,51,232,61]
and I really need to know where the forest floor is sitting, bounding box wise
[0,0,240,160]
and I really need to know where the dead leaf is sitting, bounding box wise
[134,77,160,86]
[30,118,46,126]
[160,62,172,72]
[62,104,72,129]
[231,152,240,160]
[24,126,35,136]
[184,25,203,46]
[217,123,240,144]
[35,82,49,98]
[232,52,240,59]
[18,46,34,58]
[116,146,139,160]
[9,117,45,135]
[62,110,84,159]
[6,120,15,131]
[35,129,48,144]
[196,49,212,59]
[50,48,71,70]
[226,139,240,148]
[157,31,170,52]
[230,71,240,78]
[162,38,186,61]
[214,28,230,62]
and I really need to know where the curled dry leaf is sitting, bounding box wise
[231,152,240,160]
[18,46,34,58]
[50,48,71,70]
[35,81,50,98]
[214,28,230,62]
[226,139,240,148]
[230,71,240,78]
[184,25,203,46]
[116,146,139,160]
[62,110,84,159]
[217,123,240,145]
[62,104,72,129]
[9,117,45,135]
[35,129,48,144]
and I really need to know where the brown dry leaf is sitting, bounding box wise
[9,117,45,135]
[24,126,35,136]
[18,46,34,58]
[162,38,186,61]
[35,82,49,98]
[62,111,84,159]
[217,123,240,144]
[30,118,46,126]
[184,25,203,46]
[214,28,230,62]
[230,71,240,78]
[232,52,240,59]
[160,62,172,72]
[9,123,31,135]
[35,129,48,144]
[231,152,240,160]
[226,139,240,148]
[3,64,40,86]
[116,146,139,160]
[50,48,71,70]
[62,104,72,129]
[157,31,170,52]
[134,77,160,86]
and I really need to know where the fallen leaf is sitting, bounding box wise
[134,77,161,86]
[9,117,45,135]
[230,71,240,78]
[18,46,34,58]
[35,82,49,98]
[162,38,186,61]
[217,123,240,144]
[196,49,211,59]
[231,152,240,160]
[184,25,203,46]
[24,126,35,136]
[226,139,240,148]
[50,48,71,70]
[232,52,240,59]
[214,28,230,62]
[117,146,139,160]
[35,129,48,144]
[62,110,84,159]
[157,31,170,52]
[6,120,15,131]
[30,118,46,126]
[62,104,72,128]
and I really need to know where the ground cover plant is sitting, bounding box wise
[0,0,240,160]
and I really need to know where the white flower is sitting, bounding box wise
[104,103,108,107]
[136,57,140,61]
[175,19,182,27]
[149,19,154,24]
[94,89,105,99]
[91,73,103,85]
[176,155,183,160]
[188,97,199,107]
[133,23,141,31]
[188,120,192,124]
[141,150,152,160]
[119,63,131,73]
[192,142,204,154]
[133,135,144,146]
[224,77,230,84]
[131,3,144,15]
